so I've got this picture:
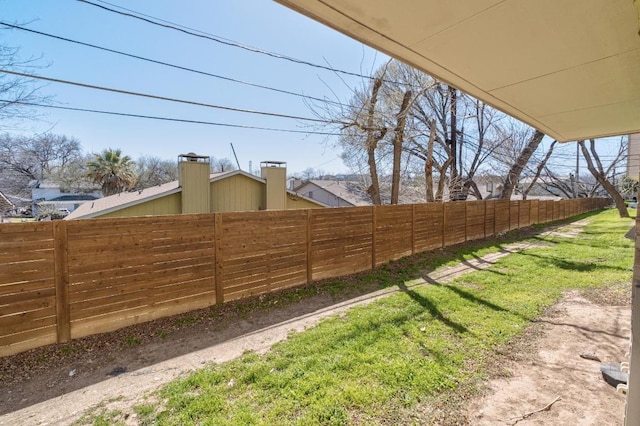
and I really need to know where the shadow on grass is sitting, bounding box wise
[517,251,629,273]
[396,282,470,335]
[427,280,528,321]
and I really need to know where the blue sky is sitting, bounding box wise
[0,0,626,178]
[1,0,388,175]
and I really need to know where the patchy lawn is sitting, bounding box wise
[126,209,633,426]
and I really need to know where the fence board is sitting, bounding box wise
[509,201,520,230]
[310,207,373,280]
[519,200,531,227]
[466,201,485,241]
[0,222,57,357]
[70,292,214,339]
[546,201,555,222]
[0,326,57,357]
[0,197,607,357]
[485,200,496,237]
[530,200,540,224]
[413,203,444,252]
[444,203,466,246]
[0,287,56,307]
[375,205,413,266]
[494,200,510,234]
[219,210,307,300]
[65,215,215,337]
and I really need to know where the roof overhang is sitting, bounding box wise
[276,0,640,142]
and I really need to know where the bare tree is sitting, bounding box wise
[500,129,545,199]
[390,90,412,204]
[0,133,82,197]
[135,156,178,187]
[579,139,628,217]
[0,40,50,129]
[522,140,556,200]
[209,157,236,173]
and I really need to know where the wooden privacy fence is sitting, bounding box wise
[0,198,609,356]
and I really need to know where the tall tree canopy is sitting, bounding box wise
[86,148,137,196]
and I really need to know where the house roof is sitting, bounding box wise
[296,180,372,206]
[276,0,640,142]
[65,179,181,220]
[66,169,325,219]
[46,194,101,202]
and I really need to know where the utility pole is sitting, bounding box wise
[448,85,459,200]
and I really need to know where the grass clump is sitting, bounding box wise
[136,209,633,425]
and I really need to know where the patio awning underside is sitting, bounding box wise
[276,0,640,142]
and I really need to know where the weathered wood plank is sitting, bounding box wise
[70,292,215,339]
[0,326,57,357]
[509,201,520,230]
[444,203,466,246]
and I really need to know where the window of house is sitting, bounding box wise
[308,191,313,199]
[486,182,493,192]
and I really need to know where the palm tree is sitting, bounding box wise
[86,148,137,196]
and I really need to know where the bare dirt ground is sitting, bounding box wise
[465,290,629,425]
[0,218,631,425]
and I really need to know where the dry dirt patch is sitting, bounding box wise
[465,292,629,425]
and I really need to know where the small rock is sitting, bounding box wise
[579,352,601,362]
[227,378,235,387]
[69,369,76,377]
[420,327,426,332]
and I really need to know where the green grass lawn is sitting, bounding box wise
[132,209,633,426]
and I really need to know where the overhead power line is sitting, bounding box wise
[0,99,338,135]
[76,0,408,86]
[0,21,345,107]
[0,69,343,124]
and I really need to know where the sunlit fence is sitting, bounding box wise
[0,197,609,356]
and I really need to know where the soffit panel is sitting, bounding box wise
[540,99,640,141]
[412,0,639,90]
[491,50,640,119]
[276,0,640,141]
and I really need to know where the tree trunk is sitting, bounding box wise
[448,86,461,200]
[391,90,412,204]
[424,123,436,202]
[435,158,453,201]
[365,78,384,205]
[523,140,556,200]
[500,130,545,199]
[578,140,629,218]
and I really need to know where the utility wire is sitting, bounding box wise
[0,21,345,107]
[0,99,338,135]
[76,0,411,86]
[0,69,344,125]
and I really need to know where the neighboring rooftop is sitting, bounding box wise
[296,180,372,207]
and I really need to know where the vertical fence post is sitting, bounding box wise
[306,209,313,284]
[372,206,377,269]
[53,221,70,343]
[214,213,224,305]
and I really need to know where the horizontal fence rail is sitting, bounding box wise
[0,198,609,356]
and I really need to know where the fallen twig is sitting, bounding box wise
[507,396,562,425]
